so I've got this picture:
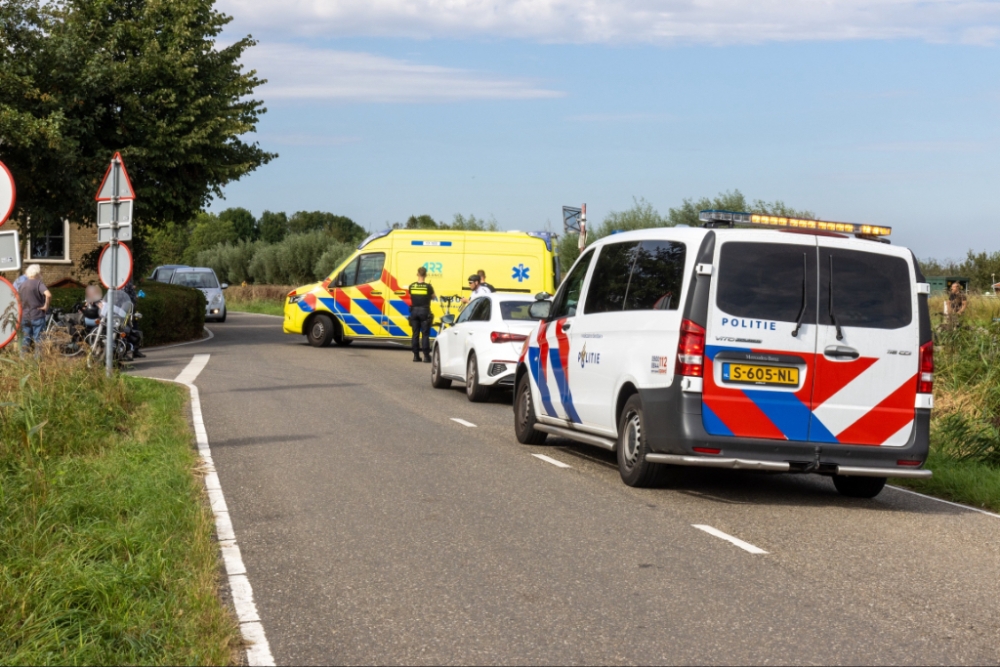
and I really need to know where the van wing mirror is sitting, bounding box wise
[529,300,552,320]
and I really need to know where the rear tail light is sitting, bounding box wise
[676,319,706,377]
[491,331,529,344]
[917,340,934,394]
[897,459,922,467]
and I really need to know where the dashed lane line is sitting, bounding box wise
[692,524,768,554]
[451,418,477,428]
[532,453,572,469]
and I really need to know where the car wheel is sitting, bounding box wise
[466,352,490,402]
[307,314,335,347]
[832,475,887,499]
[617,394,662,488]
[514,373,547,445]
[431,346,452,389]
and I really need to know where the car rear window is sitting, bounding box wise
[172,272,219,289]
[820,248,912,329]
[501,301,538,321]
[717,242,817,324]
[585,240,686,314]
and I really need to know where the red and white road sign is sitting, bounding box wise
[98,243,134,290]
[0,276,21,350]
[94,152,136,201]
[0,160,15,227]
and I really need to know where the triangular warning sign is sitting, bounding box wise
[95,152,136,201]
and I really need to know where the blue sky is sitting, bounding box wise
[212,1,1000,261]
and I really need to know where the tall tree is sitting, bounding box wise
[258,210,288,244]
[288,211,365,244]
[219,207,257,241]
[0,0,274,242]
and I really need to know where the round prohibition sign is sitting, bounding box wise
[98,243,134,290]
[0,160,16,227]
[0,276,22,350]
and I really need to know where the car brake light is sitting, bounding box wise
[917,340,934,394]
[491,332,529,344]
[677,319,705,377]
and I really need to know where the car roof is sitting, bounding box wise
[173,267,216,273]
[155,264,188,270]
[484,293,534,301]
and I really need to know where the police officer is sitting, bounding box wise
[408,266,436,362]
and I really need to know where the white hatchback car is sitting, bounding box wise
[431,293,540,401]
[170,267,229,322]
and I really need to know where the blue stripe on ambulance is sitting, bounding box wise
[318,297,374,336]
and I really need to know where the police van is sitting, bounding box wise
[284,229,558,347]
[514,211,933,498]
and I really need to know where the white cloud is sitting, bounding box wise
[244,44,563,101]
[220,0,1000,45]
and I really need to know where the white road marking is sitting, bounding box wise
[532,453,571,468]
[887,485,1000,519]
[450,418,477,427]
[174,354,211,384]
[164,357,275,666]
[692,524,768,554]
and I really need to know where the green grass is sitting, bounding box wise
[0,353,241,665]
[226,299,283,317]
[895,449,1000,513]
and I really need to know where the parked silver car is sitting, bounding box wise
[170,267,228,322]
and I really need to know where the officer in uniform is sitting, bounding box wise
[408,266,436,362]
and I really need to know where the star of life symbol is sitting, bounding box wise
[512,263,530,282]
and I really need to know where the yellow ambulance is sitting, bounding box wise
[283,229,559,347]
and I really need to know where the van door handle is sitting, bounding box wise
[824,345,859,360]
[369,291,382,295]
[394,290,407,295]
[561,321,572,331]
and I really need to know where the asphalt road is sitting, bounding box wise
[135,312,1000,665]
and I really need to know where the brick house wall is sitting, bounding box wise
[0,221,100,287]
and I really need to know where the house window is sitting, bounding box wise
[27,220,70,262]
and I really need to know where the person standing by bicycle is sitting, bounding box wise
[408,266,436,363]
[17,264,51,355]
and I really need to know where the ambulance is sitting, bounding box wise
[514,211,933,499]
[284,229,558,347]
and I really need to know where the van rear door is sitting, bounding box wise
[809,239,919,445]
[703,235,819,441]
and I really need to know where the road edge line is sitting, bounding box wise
[532,453,572,468]
[155,358,276,666]
[692,524,768,554]
[886,484,1000,519]
[146,326,215,351]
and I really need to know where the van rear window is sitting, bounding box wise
[717,242,816,324]
[820,248,912,329]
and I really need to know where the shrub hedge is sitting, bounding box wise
[50,282,206,347]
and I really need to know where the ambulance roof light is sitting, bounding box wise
[698,210,891,238]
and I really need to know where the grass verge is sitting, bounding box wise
[894,449,1000,513]
[226,300,284,317]
[0,353,240,664]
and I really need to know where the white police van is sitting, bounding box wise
[513,211,933,498]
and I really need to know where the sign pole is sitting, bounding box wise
[105,157,120,377]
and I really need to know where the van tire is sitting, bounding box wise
[466,352,490,402]
[307,314,335,347]
[832,475,887,499]
[431,346,451,389]
[617,395,661,488]
[514,374,547,445]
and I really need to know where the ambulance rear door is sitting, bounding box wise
[808,239,920,446]
[703,233,819,442]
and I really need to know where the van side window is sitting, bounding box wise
[550,249,594,319]
[585,242,636,313]
[336,257,359,287]
[820,248,911,329]
[355,253,386,285]
[717,242,817,324]
[585,240,686,313]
